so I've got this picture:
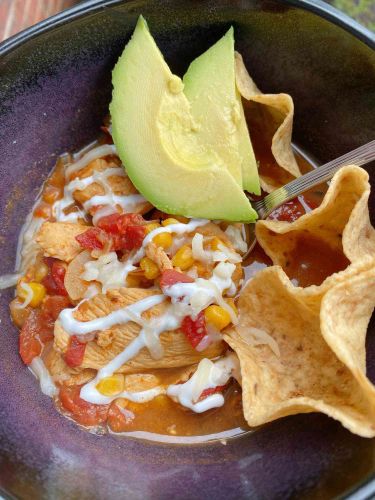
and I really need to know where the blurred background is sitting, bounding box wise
[0,0,374,42]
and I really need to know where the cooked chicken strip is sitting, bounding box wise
[54,288,224,373]
[36,222,88,262]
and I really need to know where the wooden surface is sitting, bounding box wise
[0,0,373,42]
[0,0,77,41]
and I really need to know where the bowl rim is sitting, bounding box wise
[0,1,374,499]
[0,0,374,57]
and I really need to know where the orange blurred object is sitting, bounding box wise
[0,0,78,41]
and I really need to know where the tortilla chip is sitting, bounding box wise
[225,265,375,437]
[235,52,301,191]
[54,288,224,373]
[64,250,92,302]
[256,165,375,291]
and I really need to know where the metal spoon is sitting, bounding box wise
[244,139,375,258]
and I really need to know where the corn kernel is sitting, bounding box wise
[17,281,46,308]
[162,218,179,227]
[210,237,224,251]
[153,232,173,249]
[204,305,232,331]
[140,257,160,280]
[172,245,194,270]
[225,298,238,316]
[145,222,161,234]
[96,374,125,397]
[34,262,49,282]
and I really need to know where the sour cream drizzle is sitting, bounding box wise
[167,353,239,413]
[53,144,146,222]
[65,144,117,177]
[59,294,165,336]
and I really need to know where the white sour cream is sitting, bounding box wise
[65,144,117,178]
[30,356,58,397]
[166,353,239,413]
[59,294,165,336]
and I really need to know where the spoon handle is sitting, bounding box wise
[252,139,375,220]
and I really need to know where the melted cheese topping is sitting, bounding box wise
[225,224,248,253]
[191,233,241,265]
[82,252,132,292]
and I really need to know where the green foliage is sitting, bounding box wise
[332,0,375,31]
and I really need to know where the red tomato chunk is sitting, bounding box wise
[76,213,146,252]
[97,213,144,234]
[181,311,207,349]
[107,402,134,433]
[160,269,194,288]
[42,258,68,296]
[64,335,86,368]
[59,385,109,426]
[76,227,106,250]
[19,295,71,365]
[198,385,226,402]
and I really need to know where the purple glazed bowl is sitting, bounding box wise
[0,1,374,498]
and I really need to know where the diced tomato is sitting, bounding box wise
[42,258,68,296]
[107,402,135,432]
[64,336,86,368]
[76,227,106,250]
[160,269,194,288]
[19,296,71,365]
[77,216,146,252]
[112,225,146,251]
[51,261,68,295]
[117,214,144,233]
[59,385,109,427]
[96,213,122,233]
[181,311,207,349]
[42,295,71,321]
[97,213,143,234]
[198,384,227,402]
[19,311,43,364]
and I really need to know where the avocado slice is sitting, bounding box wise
[110,17,257,222]
[183,28,260,195]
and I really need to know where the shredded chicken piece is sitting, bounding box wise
[36,222,88,262]
[54,288,224,373]
[97,329,115,348]
[145,242,173,272]
[44,348,95,386]
[72,158,152,214]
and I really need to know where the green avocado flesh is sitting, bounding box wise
[110,16,258,222]
[183,28,260,195]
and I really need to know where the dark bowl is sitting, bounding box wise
[0,1,374,498]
